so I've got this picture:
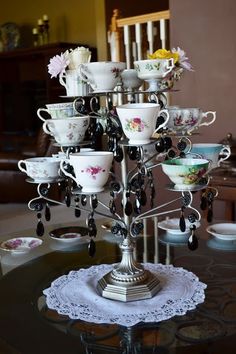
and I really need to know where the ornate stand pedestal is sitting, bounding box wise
[97,237,161,302]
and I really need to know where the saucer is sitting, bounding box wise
[207,238,236,251]
[166,183,207,192]
[158,218,200,236]
[49,226,88,243]
[0,237,42,253]
[206,223,236,241]
[26,177,64,184]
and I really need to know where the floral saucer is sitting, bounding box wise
[49,226,88,243]
[0,237,42,253]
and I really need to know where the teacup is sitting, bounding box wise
[121,69,143,90]
[161,158,209,190]
[190,143,231,168]
[59,69,90,96]
[42,116,90,146]
[37,102,78,122]
[18,157,60,182]
[134,58,175,91]
[60,151,113,193]
[79,61,126,92]
[116,103,169,144]
[167,107,216,135]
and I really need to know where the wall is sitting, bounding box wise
[0,0,98,49]
[169,0,236,144]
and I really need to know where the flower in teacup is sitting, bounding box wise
[148,48,179,64]
[172,47,194,71]
[48,53,70,78]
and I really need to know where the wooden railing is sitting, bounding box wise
[108,9,170,67]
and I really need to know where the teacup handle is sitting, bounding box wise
[199,111,216,127]
[42,121,53,136]
[154,109,169,131]
[59,72,68,89]
[218,145,231,166]
[18,160,27,174]
[79,64,90,83]
[37,108,50,122]
[163,58,175,78]
[60,160,78,185]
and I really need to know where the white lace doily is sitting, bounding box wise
[43,263,207,327]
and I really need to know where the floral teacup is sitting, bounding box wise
[60,151,113,193]
[134,58,175,91]
[42,116,90,146]
[79,61,126,92]
[37,102,78,122]
[190,143,231,169]
[18,157,60,182]
[116,103,169,144]
[167,107,216,135]
[59,69,90,97]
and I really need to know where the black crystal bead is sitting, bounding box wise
[207,206,213,223]
[155,138,165,153]
[111,225,119,234]
[179,152,186,158]
[168,149,176,158]
[109,199,116,214]
[156,116,165,130]
[81,195,87,206]
[36,213,44,237]
[88,224,97,237]
[177,140,187,151]
[88,217,95,228]
[88,239,96,257]
[94,122,104,136]
[114,145,123,163]
[45,203,51,222]
[128,146,138,160]
[125,200,133,216]
[75,208,81,218]
[163,136,172,150]
[188,234,198,251]
[139,190,147,206]
[65,189,71,208]
[179,214,186,232]
[188,213,197,223]
[91,195,98,209]
[200,196,208,210]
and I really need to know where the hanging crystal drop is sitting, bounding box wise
[114,145,123,163]
[200,195,208,210]
[91,195,98,209]
[188,232,198,251]
[45,203,51,221]
[65,187,71,207]
[207,204,213,223]
[109,199,116,214]
[139,189,147,206]
[81,195,87,206]
[179,207,186,232]
[88,239,96,257]
[36,212,44,237]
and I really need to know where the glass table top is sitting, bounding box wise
[0,217,236,354]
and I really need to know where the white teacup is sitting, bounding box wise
[60,151,113,193]
[79,61,126,92]
[18,157,60,182]
[59,69,89,96]
[190,143,231,168]
[121,69,143,90]
[167,107,216,135]
[134,58,175,91]
[116,103,169,144]
[42,116,90,146]
[37,102,78,122]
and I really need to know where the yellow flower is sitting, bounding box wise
[148,49,179,64]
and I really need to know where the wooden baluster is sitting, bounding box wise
[135,23,142,60]
[123,25,131,69]
[160,19,166,49]
[147,21,154,56]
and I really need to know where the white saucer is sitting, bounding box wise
[0,237,42,253]
[206,223,236,241]
[166,183,207,192]
[49,226,88,244]
[158,218,200,235]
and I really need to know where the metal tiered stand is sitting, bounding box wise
[26,87,215,303]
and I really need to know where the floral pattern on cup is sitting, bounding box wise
[125,117,148,132]
[111,67,122,78]
[181,166,207,185]
[173,112,198,128]
[81,166,106,180]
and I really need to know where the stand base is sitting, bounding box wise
[97,269,161,302]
